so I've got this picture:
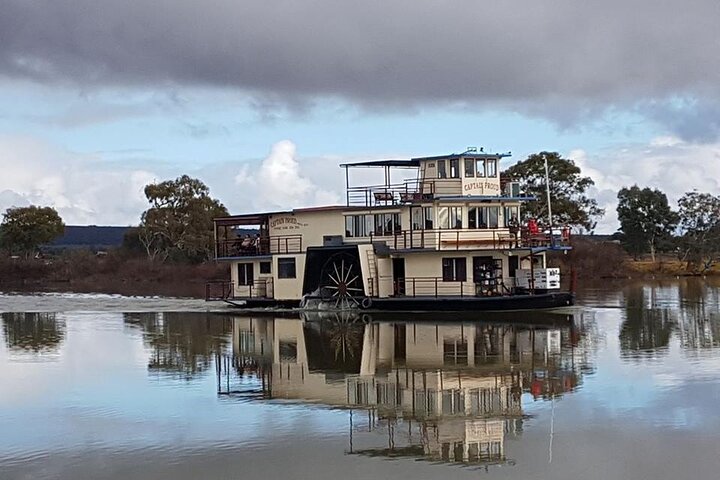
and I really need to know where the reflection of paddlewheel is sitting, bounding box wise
[319,252,364,309]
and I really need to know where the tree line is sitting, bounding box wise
[616,187,720,272]
[0,151,715,273]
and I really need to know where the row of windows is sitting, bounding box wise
[438,206,519,230]
[437,158,498,179]
[238,258,295,285]
[345,213,401,237]
[348,206,519,235]
[246,257,509,284]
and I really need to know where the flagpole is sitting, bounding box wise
[543,154,554,246]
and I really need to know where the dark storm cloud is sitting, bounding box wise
[2,1,719,137]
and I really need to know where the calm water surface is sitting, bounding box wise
[1,281,720,479]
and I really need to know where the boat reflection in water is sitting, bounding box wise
[217,311,593,468]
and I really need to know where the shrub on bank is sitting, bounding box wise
[0,250,229,298]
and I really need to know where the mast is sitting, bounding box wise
[543,154,554,246]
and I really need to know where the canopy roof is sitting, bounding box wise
[340,151,512,169]
[340,159,419,168]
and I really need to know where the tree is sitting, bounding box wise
[676,191,720,273]
[616,186,677,262]
[502,152,604,231]
[0,206,65,258]
[139,175,228,262]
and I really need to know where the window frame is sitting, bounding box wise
[449,159,460,178]
[442,257,467,282]
[476,158,486,178]
[259,261,272,274]
[237,263,254,286]
[468,206,500,229]
[277,257,297,279]
[486,159,497,177]
[464,158,475,177]
[438,206,463,229]
[437,160,447,179]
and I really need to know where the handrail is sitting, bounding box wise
[232,277,274,299]
[346,178,472,206]
[215,234,303,258]
[377,276,478,298]
[366,228,566,251]
[206,280,234,301]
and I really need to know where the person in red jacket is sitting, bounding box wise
[528,218,539,235]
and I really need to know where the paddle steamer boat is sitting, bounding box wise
[207,148,574,311]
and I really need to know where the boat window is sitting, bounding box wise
[237,263,254,285]
[439,207,462,229]
[411,208,422,230]
[372,213,400,235]
[449,159,460,178]
[486,159,497,177]
[504,206,519,227]
[437,160,447,179]
[412,207,434,230]
[464,158,475,177]
[424,207,434,229]
[259,261,271,274]
[476,159,486,177]
[486,207,499,228]
[278,257,296,279]
[469,206,499,229]
[442,257,467,281]
[345,214,374,237]
[438,208,448,229]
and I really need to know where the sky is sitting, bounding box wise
[1,1,719,233]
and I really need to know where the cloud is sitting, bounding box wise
[0,135,159,225]
[568,139,720,232]
[234,140,341,211]
[0,136,348,225]
[1,1,719,139]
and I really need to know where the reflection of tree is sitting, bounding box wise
[620,286,674,358]
[124,313,231,379]
[2,312,65,354]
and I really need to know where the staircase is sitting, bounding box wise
[365,249,378,297]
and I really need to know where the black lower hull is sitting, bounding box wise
[364,292,574,311]
[223,292,574,312]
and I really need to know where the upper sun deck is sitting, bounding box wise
[342,148,516,206]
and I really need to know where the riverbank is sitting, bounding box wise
[1,239,715,300]
[550,237,719,279]
[0,252,228,298]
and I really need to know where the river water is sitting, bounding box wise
[1,280,719,479]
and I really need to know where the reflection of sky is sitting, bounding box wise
[2,300,720,479]
[0,313,349,457]
[524,308,720,433]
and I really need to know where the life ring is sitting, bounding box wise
[360,297,373,310]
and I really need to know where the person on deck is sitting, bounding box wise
[528,218,539,235]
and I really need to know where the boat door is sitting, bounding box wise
[238,263,254,286]
[473,256,501,295]
[392,258,406,296]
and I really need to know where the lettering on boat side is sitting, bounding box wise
[270,216,307,231]
[462,181,501,194]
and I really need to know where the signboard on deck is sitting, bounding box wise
[270,216,308,233]
[461,178,501,196]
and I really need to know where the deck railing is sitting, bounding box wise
[365,229,566,251]
[215,235,303,258]
[206,280,234,301]
[236,278,274,299]
[346,179,464,206]
[206,278,274,300]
